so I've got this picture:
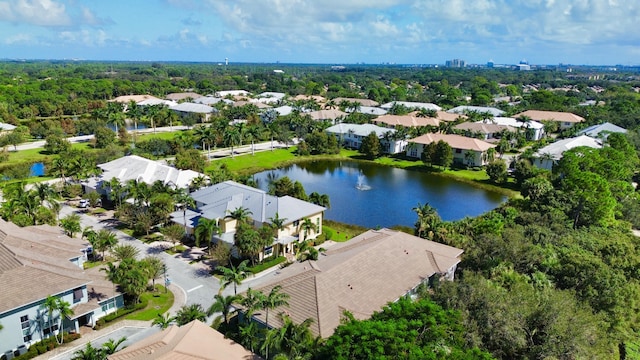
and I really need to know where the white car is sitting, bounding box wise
[78,199,90,208]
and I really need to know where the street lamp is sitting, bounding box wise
[163,264,169,293]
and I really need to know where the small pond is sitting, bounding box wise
[253,160,507,229]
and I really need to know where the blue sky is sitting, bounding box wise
[0,0,638,65]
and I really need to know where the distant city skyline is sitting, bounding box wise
[1,0,638,66]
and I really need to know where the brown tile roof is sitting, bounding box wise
[373,114,439,128]
[246,229,463,338]
[409,133,496,152]
[233,101,272,109]
[436,111,466,122]
[307,109,348,120]
[108,320,261,360]
[0,220,93,314]
[293,95,326,103]
[514,110,584,123]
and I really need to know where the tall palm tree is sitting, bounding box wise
[173,188,195,232]
[34,182,59,208]
[238,321,260,353]
[268,212,287,250]
[71,342,103,360]
[240,288,266,321]
[126,100,142,144]
[55,298,72,344]
[95,229,118,261]
[226,206,253,224]
[126,179,151,207]
[261,285,290,329]
[299,218,317,241]
[244,126,261,156]
[223,126,242,158]
[108,177,125,208]
[217,259,249,295]
[207,294,240,326]
[412,202,441,239]
[194,217,219,248]
[42,296,58,341]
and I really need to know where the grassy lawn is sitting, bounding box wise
[136,131,181,142]
[125,285,174,321]
[165,244,187,255]
[322,220,368,242]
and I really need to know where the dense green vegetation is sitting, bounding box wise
[2,62,640,358]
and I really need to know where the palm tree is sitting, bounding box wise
[173,188,195,232]
[111,244,140,262]
[299,218,317,241]
[152,313,174,329]
[238,321,260,353]
[127,100,142,143]
[226,206,253,224]
[107,178,125,208]
[71,342,103,360]
[223,126,242,158]
[34,182,59,208]
[267,313,315,359]
[412,202,441,239]
[60,213,82,238]
[95,229,118,260]
[42,295,58,341]
[261,285,289,329]
[142,256,164,290]
[174,304,207,325]
[244,126,261,156]
[268,212,287,254]
[194,217,219,249]
[55,298,72,344]
[161,224,186,252]
[207,294,240,326]
[101,336,127,355]
[240,288,266,321]
[126,179,151,207]
[308,192,330,208]
[217,259,249,295]
[174,131,194,150]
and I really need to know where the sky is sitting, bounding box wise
[0,0,638,65]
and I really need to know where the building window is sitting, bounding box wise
[101,300,116,312]
[73,288,83,303]
[21,315,31,342]
[293,220,299,228]
[264,246,273,257]
[316,218,320,228]
[410,148,418,157]
[455,148,462,154]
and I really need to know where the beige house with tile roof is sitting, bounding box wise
[407,133,496,166]
[454,122,516,142]
[436,110,466,122]
[332,97,380,107]
[0,220,123,357]
[108,320,261,360]
[514,110,585,130]
[242,229,463,338]
[306,109,348,122]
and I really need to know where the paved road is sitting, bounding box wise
[13,126,190,151]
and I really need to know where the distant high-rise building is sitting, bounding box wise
[445,59,466,68]
[487,60,494,68]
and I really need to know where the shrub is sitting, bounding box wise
[94,299,148,329]
[248,256,286,274]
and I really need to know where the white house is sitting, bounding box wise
[325,123,406,154]
[532,135,602,170]
[448,106,505,117]
[84,155,206,198]
[487,117,545,141]
[577,122,627,140]
[170,181,325,259]
[0,220,123,357]
[407,133,496,167]
[169,102,216,122]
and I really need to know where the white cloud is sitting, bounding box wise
[4,33,33,45]
[0,0,71,26]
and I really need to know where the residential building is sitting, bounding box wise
[136,98,177,107]
[215,90,250,98]
[351,106,388,116]
[331,97,380,107]
[109,95,161,104]
[242,228,463,338]
[454,122,516,142]
[446,59,466,68]
[108,320,260,360]
[447,106,505,117]
[83,155,205,196]
[407,133,496,167]
[372,113,439,129]
[532,135,602,170]
[165,92,202,101]
[514,110,585,130]
[273,105,294,117]
[0,220,123,356]
[170,181,325,259]
[306,109,348,122]
[435,111,466,122]
[380,101,442,111]
[577,122,627,140]
[325,123,406,154]
[169,102,216,121]
[487,117,545,141]
[193,96,232,106]
[0,122,16,133]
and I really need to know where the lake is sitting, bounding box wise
[253,160,507,229]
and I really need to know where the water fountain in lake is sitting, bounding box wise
[356,172,371,191]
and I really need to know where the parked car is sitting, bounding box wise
[78,199,90,208]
